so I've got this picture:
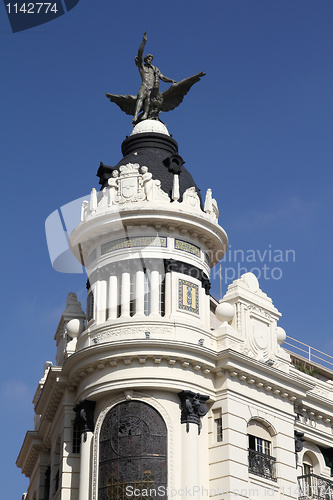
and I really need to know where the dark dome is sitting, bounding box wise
[97,132,202,206]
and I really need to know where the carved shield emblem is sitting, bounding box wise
[119,175,138,200]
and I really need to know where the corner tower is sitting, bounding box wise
[64,119,228,499]
[70,120,227,346]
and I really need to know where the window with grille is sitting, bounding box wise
[98,401,167,500]
[248,431,276,481]
[159,276,165,317]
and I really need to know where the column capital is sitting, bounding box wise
[73,399,96,442]
[178,390,209,434]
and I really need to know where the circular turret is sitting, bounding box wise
[69,125,228,374]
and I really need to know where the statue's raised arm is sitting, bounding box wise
[106,31,205,125]
[135,31,147,68]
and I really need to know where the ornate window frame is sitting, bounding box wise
[92,393,173,500]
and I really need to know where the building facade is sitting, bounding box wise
[17,120,333,500]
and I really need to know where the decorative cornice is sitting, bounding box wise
[16,431,43,478]
[69,203,228,268]
[34,367,67,419]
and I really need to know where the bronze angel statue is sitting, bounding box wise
[106,31,205,125]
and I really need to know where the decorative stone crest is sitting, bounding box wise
[116,163,146,204]
[178,390,209,434]
[81,164,173,221]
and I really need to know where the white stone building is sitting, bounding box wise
[17,120,333,500]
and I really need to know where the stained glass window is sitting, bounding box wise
[98,401,167,500]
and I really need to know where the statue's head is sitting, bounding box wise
[144,54,153,64]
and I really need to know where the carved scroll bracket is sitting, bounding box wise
[178,390,209,434]
[73,399,96,442]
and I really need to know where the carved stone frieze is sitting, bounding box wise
[93,326,173,343]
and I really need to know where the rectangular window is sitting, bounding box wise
[117,276,122,318]
[55,470,60,493]
[215,417,223,442]
[72,421,81,454]
[44,466,51,500]
[87,291,94,322]
[159,276,165,317]
[130,273,136,317]
[248,435,271,456]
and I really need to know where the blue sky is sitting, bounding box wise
[1,0,333,496]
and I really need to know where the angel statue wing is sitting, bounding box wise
[161,71,205,112]
[105,93,137,116]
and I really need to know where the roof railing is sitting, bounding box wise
[284,336,333,371]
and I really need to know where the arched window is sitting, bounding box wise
[247,420,276,481]
[98,401,167,500]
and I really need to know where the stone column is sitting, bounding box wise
[96,279,107,324]
[178,391,209,500]
[150,269,160,316]
[121,271,131,317]
[73,400,96,500]
[135,269,145,317]
[108,274,118,320]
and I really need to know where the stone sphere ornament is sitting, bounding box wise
[131,119,170,136]
[215,302,235,324]
[66,319,84,338]
[276,326,287,345]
